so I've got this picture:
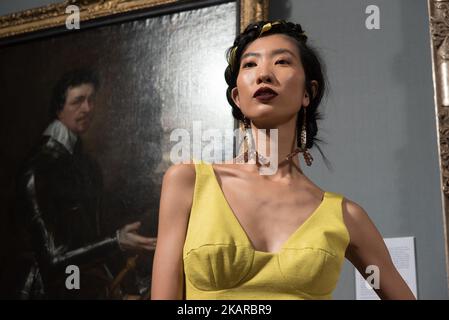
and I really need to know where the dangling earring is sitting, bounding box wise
[235,116,251,163]
[242,116,251,163]
[235,116,269,165]
[299,108,314,166]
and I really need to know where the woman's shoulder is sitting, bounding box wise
[324,189,369,223]
[339,194,377,247]
[340,194,368,221]
[159,162,197,223]
[322,188,363,212]
[162,162,196,188]
[318,188,370,229]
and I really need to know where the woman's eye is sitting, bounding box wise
[242,61,256,68]
[276,59,290,65]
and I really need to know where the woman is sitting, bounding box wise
[151,20,415,300]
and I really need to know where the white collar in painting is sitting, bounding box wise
[43,119,78,154]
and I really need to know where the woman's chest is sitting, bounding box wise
[219,178,324,252]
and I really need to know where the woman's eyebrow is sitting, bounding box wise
[241,48,296,60]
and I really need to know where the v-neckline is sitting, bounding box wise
[209,163,328,255]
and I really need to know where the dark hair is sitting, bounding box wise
[224,20,331,168]
[50,68,99,119]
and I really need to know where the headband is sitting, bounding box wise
[228,21,307,70]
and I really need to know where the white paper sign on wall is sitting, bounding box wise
[355,236,418,300]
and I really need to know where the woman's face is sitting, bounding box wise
[232,34,314,127]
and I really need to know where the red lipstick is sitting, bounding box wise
[253,86,278,102]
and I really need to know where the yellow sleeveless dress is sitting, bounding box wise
[182,161,350,299]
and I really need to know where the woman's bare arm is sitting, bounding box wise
[151,163,196,299]
[343,197,416,300]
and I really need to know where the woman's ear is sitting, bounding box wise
[231,87,240,108]
[303,80,319,107]
[302,89,310,107]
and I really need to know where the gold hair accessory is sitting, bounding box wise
[259,21,282,37]
[228,21,307,70]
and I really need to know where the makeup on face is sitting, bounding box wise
[235,34,306,118]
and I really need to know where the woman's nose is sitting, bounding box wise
[256,65,274,84]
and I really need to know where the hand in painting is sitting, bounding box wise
[117,221,156,253]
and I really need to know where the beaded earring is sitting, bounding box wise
[298,107,314,166]
[235,116,270,165]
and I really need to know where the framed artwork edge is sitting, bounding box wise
[428,0,449,291]
[0,0,269,39]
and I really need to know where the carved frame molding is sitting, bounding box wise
[0,0,268,39]
[428,0,449,289]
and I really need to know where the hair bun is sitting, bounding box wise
[290,23,307,41]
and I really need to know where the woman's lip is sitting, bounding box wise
[253,87,278,97]
[254,93,277,102]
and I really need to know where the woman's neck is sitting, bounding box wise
[243,116,304,179]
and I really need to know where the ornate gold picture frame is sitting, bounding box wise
[428,0,449,288]
[0,0,268,39]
